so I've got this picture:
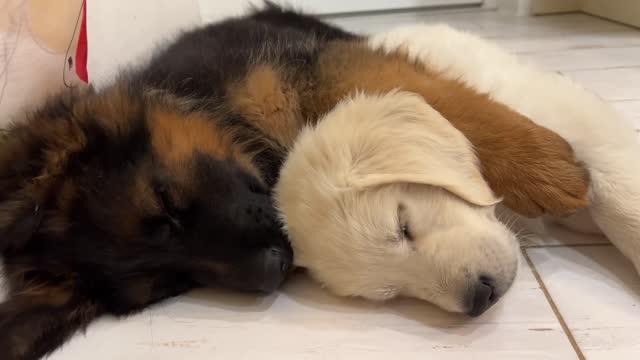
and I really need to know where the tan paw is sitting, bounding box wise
[481,127,590,218]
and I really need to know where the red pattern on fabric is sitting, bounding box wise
[75,1,88,83]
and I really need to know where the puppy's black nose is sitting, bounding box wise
[258,246,293,293]
[269,247,292,273]
[467,276,497,317]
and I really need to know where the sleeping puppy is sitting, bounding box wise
[0,85,292,359]
[276,90,518,314]
[368,24,640,274]
[274,9,636,318]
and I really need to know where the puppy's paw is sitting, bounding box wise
[484,129,590,218]
[500,165,590,218]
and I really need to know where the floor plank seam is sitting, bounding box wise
[521,249,586,360]
[514,45,640,55]
[562,65,640,73]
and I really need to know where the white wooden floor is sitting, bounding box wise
[10,6,640,360]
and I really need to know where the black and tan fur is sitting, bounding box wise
[0,4,589,359]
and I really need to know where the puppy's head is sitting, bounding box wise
[0,85,292,296]
[275,91,518,316]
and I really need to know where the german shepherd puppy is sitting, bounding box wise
[0,4,588,359]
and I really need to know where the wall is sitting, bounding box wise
[0,0,84,126]
[528,0,640,28]
[583,0,640,28]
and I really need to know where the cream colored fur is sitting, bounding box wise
[275,91,518,313]
[369,25,640,274]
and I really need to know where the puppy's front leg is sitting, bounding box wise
[0,273,195,360]
[0,288,101,360]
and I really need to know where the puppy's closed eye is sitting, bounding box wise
[398,204,413,241]
[238,170,269,195]
[153,185,182,231]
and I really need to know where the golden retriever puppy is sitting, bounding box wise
[276,91,518,315]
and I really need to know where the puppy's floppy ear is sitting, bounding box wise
[0,100,87,251]
[294,90,499,206]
